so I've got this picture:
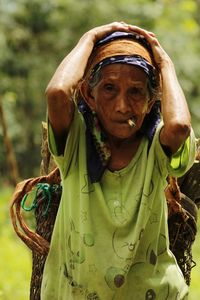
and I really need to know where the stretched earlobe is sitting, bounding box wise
[147,99,156,114]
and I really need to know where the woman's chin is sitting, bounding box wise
[107,129,138,142]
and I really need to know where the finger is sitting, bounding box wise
[148,32,156,37]
[93,22,134,41]
[127,25,156,38]
[91,22,127,41]
[119,21,129,27]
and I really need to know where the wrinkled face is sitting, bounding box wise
[88,64,154,141]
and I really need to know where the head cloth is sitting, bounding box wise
[85,31,159,88]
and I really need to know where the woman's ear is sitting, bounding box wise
[80,80,96,111]
[147,99,155,114]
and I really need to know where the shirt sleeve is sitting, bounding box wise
[47,107,85,177]
[153,121,196,178]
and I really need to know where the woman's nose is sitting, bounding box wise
[115,93,131,114]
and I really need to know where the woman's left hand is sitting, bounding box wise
[126,24,172,70]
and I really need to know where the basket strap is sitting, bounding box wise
[9,168,60,255]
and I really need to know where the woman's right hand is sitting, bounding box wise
[80,21,154,45]
[80,22,130,44]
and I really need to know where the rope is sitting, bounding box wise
[21,183,54,217]
[21,186,39,212]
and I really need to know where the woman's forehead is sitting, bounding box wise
[100,64,148,81]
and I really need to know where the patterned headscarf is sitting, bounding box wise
[78,31,161,183]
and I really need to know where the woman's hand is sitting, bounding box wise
[81,22,140,44]
[126,24,171,70]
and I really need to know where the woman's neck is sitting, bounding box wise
[108,135,142,171]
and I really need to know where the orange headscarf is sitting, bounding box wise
[85,35,157,81]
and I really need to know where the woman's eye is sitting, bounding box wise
[129,87,141,95]
[103,84,115,92]
[129,87,147,100]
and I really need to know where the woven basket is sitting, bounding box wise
[168,193,197,285]
[10,168,61,299]
[30,182,61,299]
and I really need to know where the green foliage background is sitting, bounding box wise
[0,0,200,181]
[0,0,199,298]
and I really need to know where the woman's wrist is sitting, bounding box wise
[79,31,96,48]
[159,57,174,72]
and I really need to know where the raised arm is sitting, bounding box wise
[46,22,137,153]
[158,58,191,154]
[131,26,191,154]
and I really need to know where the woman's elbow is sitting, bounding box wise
[168,121,191,145]
[173,121,191,138]
[45,84,66,99]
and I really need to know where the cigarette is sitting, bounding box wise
[127,118,136,128]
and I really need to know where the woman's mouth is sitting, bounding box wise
[127,117,136,128]
[114,117,136,128]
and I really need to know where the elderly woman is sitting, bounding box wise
[41,22,195,299]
